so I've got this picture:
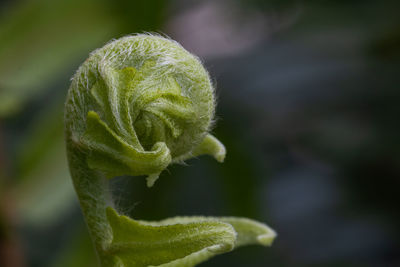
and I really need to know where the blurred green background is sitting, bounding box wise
[1,0,399,266]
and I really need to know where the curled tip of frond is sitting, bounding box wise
[65,35,225,185]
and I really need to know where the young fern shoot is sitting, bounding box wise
[64,34,276,267]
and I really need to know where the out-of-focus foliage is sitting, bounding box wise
[0,0,166,117]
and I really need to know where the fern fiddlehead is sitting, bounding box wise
[64,34,276,267]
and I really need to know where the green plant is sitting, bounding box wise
[64,34,276,267]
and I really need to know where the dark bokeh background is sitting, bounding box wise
[1,0,399,266]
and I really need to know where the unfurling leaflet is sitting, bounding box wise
[64,34,276,267]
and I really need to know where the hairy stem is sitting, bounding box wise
[66,139,117,265]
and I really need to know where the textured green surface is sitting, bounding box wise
[103,208,276,267]
[64,34,276,267]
